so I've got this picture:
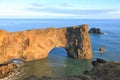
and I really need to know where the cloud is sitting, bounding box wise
[31,3,46,7]
[0,9,78,19]
[106,10,120,14]
[21,3,118,19]
[23,3,120,19]
[27,3,119,15]
[31,3,73,8]
[59,3,73,7]
[27,6,118,15]
[105,10,120,18]
[0,2,120,19]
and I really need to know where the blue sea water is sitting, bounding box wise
[0,19,120,79]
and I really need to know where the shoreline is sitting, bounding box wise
[0,58,120,80]
[23,58,120,80]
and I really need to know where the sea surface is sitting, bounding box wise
[0,19,120,80]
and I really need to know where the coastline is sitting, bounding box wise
[0,19,120,79]
[0,55,120,80]
[23,59,120,80]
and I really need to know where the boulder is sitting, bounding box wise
[97,58,107,63]
[92,58,107,67]
[89,28,104,34]
[99,46,105,52]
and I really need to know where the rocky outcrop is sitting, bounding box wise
[99,46,105,53]
[89,28,104,34]
[0,63,18,78]
[0,59,24,79]
[92,58,107,66]
[0,24,92,64]
[87,59,120,80]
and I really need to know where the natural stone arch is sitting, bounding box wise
[48,47,67,57]
[0,24,92,64]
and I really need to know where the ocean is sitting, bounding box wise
[0,19,120,80]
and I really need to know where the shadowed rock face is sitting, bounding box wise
[89,28,104,34]
[65,25,92,59]
[0,24,92,64]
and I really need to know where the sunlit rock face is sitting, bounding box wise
[0,24,92,63]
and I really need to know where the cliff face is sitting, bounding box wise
[65,25,92,59]
[0,24,92,64]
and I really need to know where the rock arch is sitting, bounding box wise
[48,47,67,57]
[0,24,92,64]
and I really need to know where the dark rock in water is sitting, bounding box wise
[92,58,107,67]
[97,58,107,63]
[89,28,104,34]
[99,46,105,52]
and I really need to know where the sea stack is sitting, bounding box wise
[0,24,92,64]
[99,46,105,53]
[89,28,104,34]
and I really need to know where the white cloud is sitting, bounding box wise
[105,10,120,18]
[0,9,78,18]
[30,3,89,10]
[0,2,120,19]
[106,10,120,14]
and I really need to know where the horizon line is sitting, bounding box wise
[0,18,120,20]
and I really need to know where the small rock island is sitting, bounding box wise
[89,28,104,34]
[99,46,105,53]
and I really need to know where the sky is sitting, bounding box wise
[0,0,120,19]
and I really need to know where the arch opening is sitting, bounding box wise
[48,47,67,57]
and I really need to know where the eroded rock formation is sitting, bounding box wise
[0,24,92,64]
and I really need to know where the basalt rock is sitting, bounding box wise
[97,58,107,63]
[0,24,92,64]
[92,58,107,67]
[89,61,120,80]
[89,28,104,34]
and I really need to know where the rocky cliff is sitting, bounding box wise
[0,24,92,64]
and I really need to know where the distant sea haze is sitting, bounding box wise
[0,19,120,32]
[0,19,120,62]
